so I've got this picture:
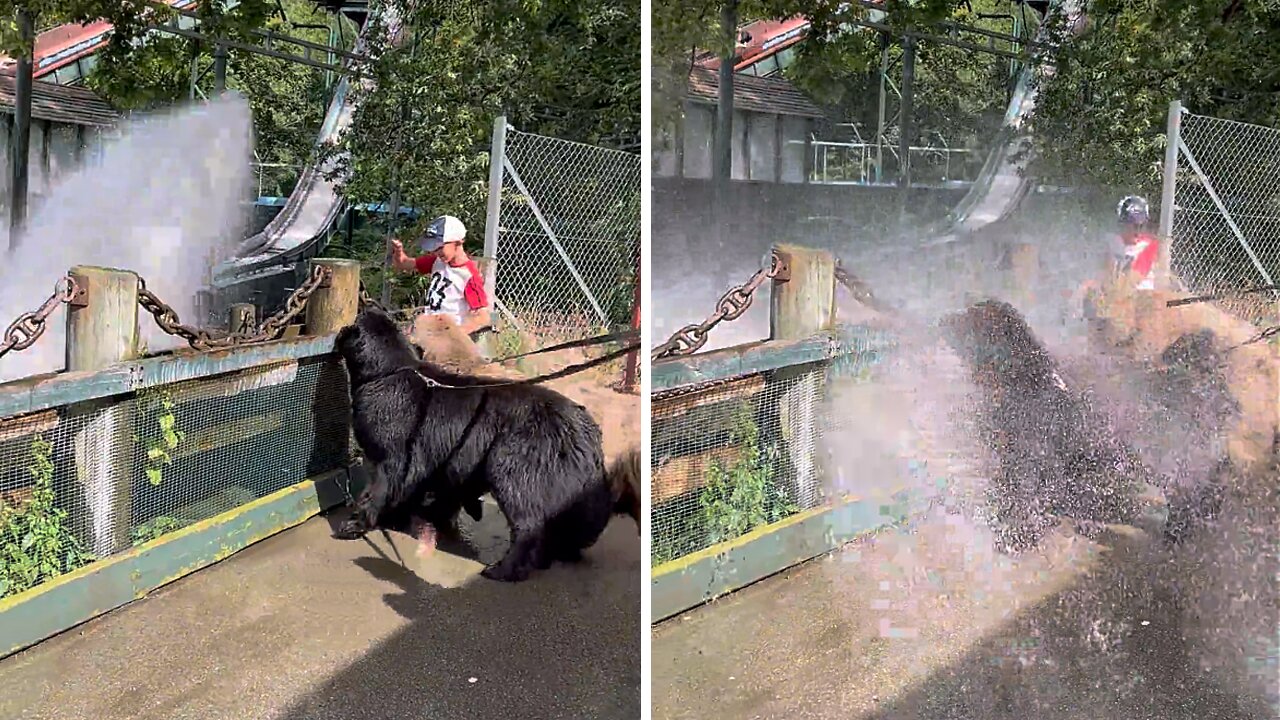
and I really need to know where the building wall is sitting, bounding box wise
[0,117,102,211]
[657,103,812,184]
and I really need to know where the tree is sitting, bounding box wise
[651,0,1021,182]
[1028,0,1280,196]
[321,0,641,302]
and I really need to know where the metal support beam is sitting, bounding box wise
[898,34,916,209]
[8,9,35,251]
[150,23,351,74]
[483,115,508,307]
[1157,99,1182,291]
[713,0,737,185]
[213,41,228,94]
[150,1,364,62]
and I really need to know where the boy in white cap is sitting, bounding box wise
[387,214,492,338]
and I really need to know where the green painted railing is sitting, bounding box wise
[0,334,357,659]
[650,323,903,622]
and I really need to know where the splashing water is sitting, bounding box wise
[0,93,254,384]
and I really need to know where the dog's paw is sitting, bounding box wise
[332,519,368,540]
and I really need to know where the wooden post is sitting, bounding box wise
[767,244,835,512]
[65,265,139,558]
[1001,241,1038,309]
[229,303,256,335]
[304,258,361,335]
[8,9,34,249]
[769,243,836,341]
[66,266,139,372]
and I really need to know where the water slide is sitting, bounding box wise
[211,3,404,299]
[922,0,1085,247]
[12,2,402,313]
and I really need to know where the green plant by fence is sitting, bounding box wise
[650,243,901,622]
[0,259,364,659]
[650,325,894,565]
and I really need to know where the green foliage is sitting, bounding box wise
[131,516,184,547]
[324,0,641,288]
[652,0,1021,174]
[698,403,796,546]
[135,389,185,487]
[85,0,353,178]
[0,1,151,58]
[1027,0,1280,194]
[0,435,94,599]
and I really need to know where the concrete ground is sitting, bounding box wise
[652,508,1274,720]
[0,504,640,720]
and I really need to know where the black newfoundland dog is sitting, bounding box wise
[940,299,1149,553]
[333,306,637,582]
[941,298,1238,553]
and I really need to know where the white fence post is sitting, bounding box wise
[483,115,507,307]
[1158,99,1182,291]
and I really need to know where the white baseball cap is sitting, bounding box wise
[418,215,467,252]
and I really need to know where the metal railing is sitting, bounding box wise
[810,140,979,186]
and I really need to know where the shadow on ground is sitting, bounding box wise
[270,506,641,720]
[858,524,1277,720]
[653,502,1277,720]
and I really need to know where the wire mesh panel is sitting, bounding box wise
[493,127,641,344]
[650,345,882,565]
[0,354,351,600]
[1171,111,1280,323]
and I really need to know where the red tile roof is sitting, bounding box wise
[686,66,825,119]
[0,74,118,127]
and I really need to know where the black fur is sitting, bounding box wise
[941,299,1245,553]
[941,299,1147,553]
[333,306,629,582]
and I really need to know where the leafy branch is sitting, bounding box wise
[0,435,94,599]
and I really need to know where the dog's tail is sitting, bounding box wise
[606,447,641,532]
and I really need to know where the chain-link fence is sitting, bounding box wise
[650,330,891,566]
[488,122,641,348]
[1167,107,1280,323]
[0,352,351,600]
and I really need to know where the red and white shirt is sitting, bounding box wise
[1116,232,1159,290]
[414,255,488,324]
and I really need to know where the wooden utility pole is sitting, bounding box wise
[898,34,917,220]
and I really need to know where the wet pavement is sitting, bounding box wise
[653,494,1276,720]
[0,507,641,720]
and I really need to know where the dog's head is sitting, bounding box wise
[336,305,421,385]
[941,299,1056,388]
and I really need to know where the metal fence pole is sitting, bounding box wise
[1157,99,1182,291]
[8,9,35,250]
[483,115,507,308]
[623,253,640,392]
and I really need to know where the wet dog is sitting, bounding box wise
[941,298,1251,552]
[333,306,635,581]
[941,299,1148,552]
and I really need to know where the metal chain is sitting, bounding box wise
[138,264,332,351]
[652,251,781,360]
[257,264,331,340]
[0,276,79,359]
[358,282,381,310]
